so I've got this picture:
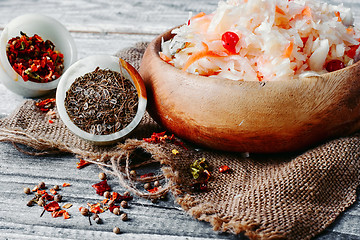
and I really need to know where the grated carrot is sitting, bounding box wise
[182,42,224,72]
[159,52,172,63]
[284,41,294,58]
[334,11,342,22]
[302,6,312,18]
[275,6,286,15]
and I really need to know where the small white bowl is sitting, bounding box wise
[0,14,77,97]
[56,55,147,145]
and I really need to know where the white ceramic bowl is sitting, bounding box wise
[56,55,147,145]
[0,14,77,97]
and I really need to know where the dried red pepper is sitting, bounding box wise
[219,165,231,173]
[35,98,56,112]
[109,204,121,213]
[143,132,188,150]
[6,31,64,83]
[76,159,92,169]
[111,191,133,202]
[147,187,159,193]
[62,183,71,187]
[44,201,60,212]
[92,180,111,196]
[140,172,155,178]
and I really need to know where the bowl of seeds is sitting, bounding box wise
[0,14,77,97]
[56,55,147,145]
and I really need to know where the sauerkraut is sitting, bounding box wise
[160,0,360,81]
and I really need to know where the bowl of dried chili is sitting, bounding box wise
[0,14,77,97]
[56,55,147,145]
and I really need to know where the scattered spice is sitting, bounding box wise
[6,32,64,83]
[35,98,56,112]
[147,187,159,194]
[38,182,46,189]
[140,172,155,178]
[219,165,231,173]
[190,182,208,192]
[190,158,210,180]
[120,213,128,221]
[76,159,92,169]
[64,67,138,135]
[49,188,57,195]
[44,201,60,212]
[92,180,111,196]
[130,170,137,177]
[62,203,72,209]
[53,185,60,191]
[113,207,120,215]
[62,183,71,187]
[99,172,107,180]
[24,187,31,194]
[143,131,188,150]
[172,149,179,155]
[79,207,89,216]
[120,200,128,208]
[144,183,151,190]
[154,181,160,187]
[54,194,62,202]
[104,191,111,199]
[113,227,121,234]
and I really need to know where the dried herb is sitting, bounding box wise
[92,180,111,196]
[64,67,138,135]
[6,32,64,83]
[190,158,210,180]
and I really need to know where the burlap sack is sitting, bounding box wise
[0,42,359,240]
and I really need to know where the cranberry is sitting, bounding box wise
[325,60,345,72]
[222,31,240,54]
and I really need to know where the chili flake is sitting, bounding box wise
[49,188,57,195]
[219,165,231,173]
[62,203,73,209]
[143,131,188,150]
[6,32,64,83]
[92,180,111,196]
[62,183,71,187]
[35,98,56,112]
[140,172,155,178]
[44,201,60,212]
[76,159,92,169]
[147,187,159,193]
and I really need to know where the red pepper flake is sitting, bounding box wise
[35,98,56,112]
[76,159,92,169]
[44,201,60,212]
[37,189,46,195]
[42,192,54,201]
[143,132,188,150]
[87,202,104,214]
[109,205,121,213]
[92,180,111,196]
[219,165,231,173]
[49,188,57,195]
[111,191,133,202]
[62,183,71,187]
[140,172,155,178]
[6,32,64,83]
[51,210,70,219]
[147,187,159,193]
[48,120,54,124]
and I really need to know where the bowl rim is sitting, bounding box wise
[0,13,77,93]
[56,55,147,145]
[153,25,360,85]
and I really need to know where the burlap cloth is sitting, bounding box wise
[1,42,359,240]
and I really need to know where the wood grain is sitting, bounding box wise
[0,0,360,239]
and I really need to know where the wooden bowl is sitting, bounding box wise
[139,27,360,153]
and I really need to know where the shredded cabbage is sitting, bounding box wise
[160,0,360,81]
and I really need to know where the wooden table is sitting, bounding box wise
[0,0,359,239]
